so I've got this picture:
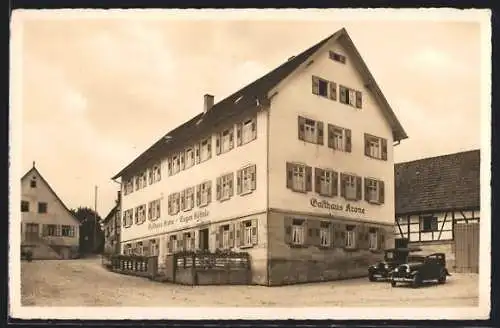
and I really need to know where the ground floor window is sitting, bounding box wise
[368,228,378,250]
[345,225,356,249]
[221,225,231,249]
[319,221,331,247]
[61,225,75,237]
[292,219,305,245]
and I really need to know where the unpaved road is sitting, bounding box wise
[21,258,479,307]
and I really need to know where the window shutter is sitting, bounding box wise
[333,224,345,248]
[167,158,172,175]
[298,116,306,141]
[194,143,200,164]
[180,190,185,211]
[236,123,242,146]
[207,139,212,159]
[196,185,201,206]
[355,91,362,108]
[216,133,221,155]
[216,177,221,200]
[190,235,196,250]
[364,178,369,202]
[157,201,161,218]
[207,182,212,204]
[310,220,320,246]
[381,138,388,160]
[312,76,320,95]
[229,129,234,148]
[345,129,352,153]
[305,166,313,192]
[317,121,324,145]
[327,124,334,149]
[229,173,234,197]
[339,86,347,104]
[237,169,242,195]
[251,219,258,245]
[364,134,370,156]
[356,176,362,200]
[251,118,257,136]
[314,168,322,194]
[42,224,48,236]
[251,165,257,190]
[378,228,386,250]
[168,195,172,215]
[235,223,241,248]
[332,171,339,196]
[167,239,173,253]
[286,162,294,189]
[229,224,235,248]
[379,180,385,204]
[148,205,152,220]
[329,81,337,101]
[284,217,292,244]
[340,173,346,198]
[358,225,367,250]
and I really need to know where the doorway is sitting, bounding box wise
[198,228,209,251]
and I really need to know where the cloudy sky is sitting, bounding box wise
[12,10,488,217]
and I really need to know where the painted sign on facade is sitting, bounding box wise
[147,208,210,231]
[310,198,366,215]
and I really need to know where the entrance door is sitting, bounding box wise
[198,228,209,251]
[25,223,39,242]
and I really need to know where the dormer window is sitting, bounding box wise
[30,177,37,188]
[329,51,346,64]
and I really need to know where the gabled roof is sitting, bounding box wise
[395,149,480,215]
[112,28,407,180]
[103,205,118,225]
[21,165,81,226]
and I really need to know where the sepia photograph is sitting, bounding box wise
[9,8,491,320]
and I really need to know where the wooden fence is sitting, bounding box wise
[454,222,479,273]
[103,254,159,279]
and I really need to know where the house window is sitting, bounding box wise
[169,193,180,215]
[345,225,356,249]
[62,225,75,237]
[221,225,230,249]
[312,76,337,100]
[315,168,336,197]
[200,138,212,162]
[46,224,58,236]
[291,219,305,245]
[237,165,257,195]
[220,128,234,154]
[183,187,195,211]
[365,178,385,204]
[368,228,378,250]
[149,164,161,184]
[320,221,331,247]
[30,178,37,188]
[123,209,133,228]
[216,173,234,201]
[341,173,361,201]
[345,175,357,200]
[240,118,257,145]
[286,163,312,193]
[183,232,194,251]
[328,125,351,152]
[185,148,195,169]
[339,85,362,108]
[197,181,212,207]
[135,205,146,225]
[364,134,387,160]
[172,155,180,174]
[329,51,346,64]
[38,202,47,214]
[21,201,29,212]
[124,179,134,195]
[242,220,255,247]
[421,216,438,232]
[318,79,328,97]
[168,235,177,254]
[148,199,161,221]
[298,116,323,145]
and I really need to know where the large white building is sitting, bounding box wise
[112,28,408,285]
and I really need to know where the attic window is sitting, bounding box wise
[30,177,37,188]
[329,51,346,64]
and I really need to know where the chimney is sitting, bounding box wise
[116,190,121,205]
[203,94,214,113]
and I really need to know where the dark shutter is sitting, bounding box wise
[284,217,293,244]
[298,116,306,141]
[332,171,339,196]
[379,180,385,204]
[251,118,257,135]
[310,220,320,246]
[340,173,346,198]
[339,86,347,104]
[251,165,257,190]
[167,158,172,175]
[229,224,235,248]
[207,139,212,159]
[317,121,324,145]
[216,177,221,200]
[235,223,241,248]
[345,129,352,152]
[312,76,320,95]
[196,185,201,206]
[179,152,185,170]
[327,124,334,149]
[333,224,345,248]
[207,182,212,204]
[356,176,362,201]
[355,91,362,108]
[381,138,388,160]
[229,129,234,148]
[191,236,195,250]
[180,190,185,211]
[314,167,322,194]
[379,228,386,250]
[286,162,294,189]
[236,123,242,146]
[251,219,258,245]
[229,173,234,197]
[364,134,370,157]
[216,133,221,155]
[237,169,242,195]
[329,81,337,101]
[305,166,312,192]
[364,178,369,202]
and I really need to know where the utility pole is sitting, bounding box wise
[94,185,98,253]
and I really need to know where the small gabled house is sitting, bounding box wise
[112,28,408,285]
[21,162,80,260]
[394,149,480,272]
[103,191,122,255]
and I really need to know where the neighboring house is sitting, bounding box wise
[394,149,480,273]
[21,162,80,260]
[112,28,408,285]
[103,191,121,255]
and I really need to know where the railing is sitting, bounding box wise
[106,254,158,279]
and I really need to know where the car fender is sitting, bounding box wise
[445,268,452,276]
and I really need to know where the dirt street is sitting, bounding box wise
[21,258,479,307]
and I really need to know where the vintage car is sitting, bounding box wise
[21,245,33,262]
[390,252,451,288]
[368,247,422,281]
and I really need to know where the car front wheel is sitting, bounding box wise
[411,274,421,288]
[368,273,376,282]
[438,270,447,284]
[391,281,397,287]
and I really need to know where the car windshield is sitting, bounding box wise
[407,255,425,263]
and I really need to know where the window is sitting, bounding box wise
[312,76,337,101]
[21,201,29,212]
[314,168,338,197]
[185,148,195,169]
[240,220,258,247]
[45,224,59,237]
[345,225,356,249]
[298,116,324,144]
[329,51,346,64]
[38,202,47,214]
[339,85,362,108]
[199,138,212,162]
[168,193,180,215]
[237,165,257,195]
[217,128,234,154]
[216,173,234,201]
[135,205,146,225]
[149,164,161,184]
[183,232,194,251]
[341,174,361,201]
[182,187,195,211]
[237,117,257,145]
[167,235,177,254]
[286,163,312,193]
[327,124,351,152]
[196,181,212,207]
[123,209,133,228]
[364,134,388,160]
[62,225,75,237]
[318,78,328,97]
[368,228,378,250]
[291,219,305,245]
[123,179,134,195]
[30,178,37,188]
[171,154,181,175]
[221,225,230,249]
[421,216,438,232]
[364,178,385,204]
[148,199,161,221]
[320,221,331,247]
